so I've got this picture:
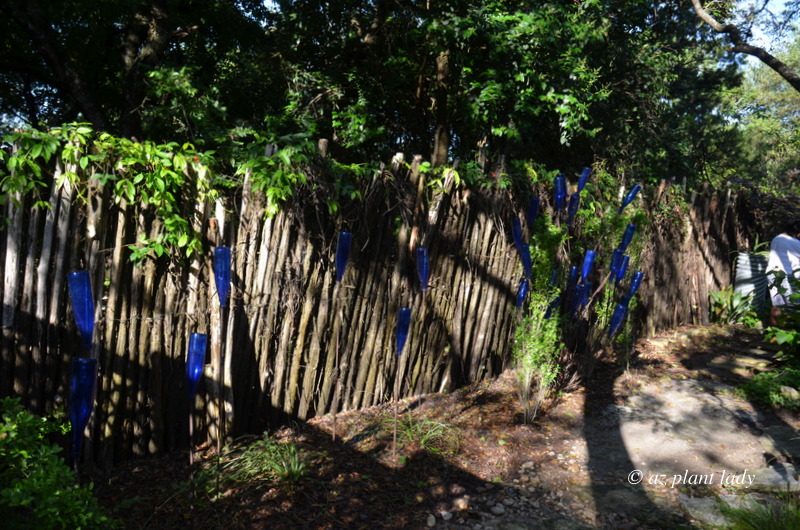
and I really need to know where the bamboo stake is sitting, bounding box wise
[2,188,23,395]
[297,269,331,419]
[17,197,41,401]
[34,163,62,411]
[331,281,343,442]
[284,242,316,417]
[46,174,73,409]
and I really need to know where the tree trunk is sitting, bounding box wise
[431,51,450,167]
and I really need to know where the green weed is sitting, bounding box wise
[383,414,461,455]
[513,290,562,423]
[720,493,800,529]
[223,435,307,486]
[737,367,800,410]
[193,434,308,499]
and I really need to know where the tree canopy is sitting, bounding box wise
[0,0,777,187]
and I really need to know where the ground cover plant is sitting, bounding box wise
[720,492,800,530]
[0,398,114,529]
[381,413,461,456]
[738,367,800,410]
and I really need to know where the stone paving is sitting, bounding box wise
[423,329,800,529]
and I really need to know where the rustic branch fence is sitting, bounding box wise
[0,143,763,466]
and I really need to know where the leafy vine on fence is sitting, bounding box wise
[1,125,360,262]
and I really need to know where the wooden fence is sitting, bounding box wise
[0,145,765,466]
[637,182,761,336]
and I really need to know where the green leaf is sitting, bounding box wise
[30,143,42,160]
[774,330,796,345]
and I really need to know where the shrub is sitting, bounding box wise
[0,398,114,529]
[513,290,562,423]
[710,286,759,326]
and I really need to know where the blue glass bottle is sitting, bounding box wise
[527,197,540,228]
[512,218,523,249]
[609,248,623,277]
[568,265,579,291]
[571,284,585,317]
[69,357,98,459]
[615,255,630,285]
[544,296,561,320]
[214,246,232,307]
[630,271,644,297]
[619,184,641,213]
[577,167,591,193]
[335,231,352,284]
[581,250,596,284]
[619,223,636,253]
[554,174,567,210]
[519,244,532,278]
[417,246,430,292]
[608,295,632,338]
[187,333,207,401]
[396,307,412,356]
[67,271,94,353]
[567,194,581,227]
[515,278,529,310]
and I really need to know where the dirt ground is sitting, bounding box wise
[87,325,800,529]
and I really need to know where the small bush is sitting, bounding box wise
[0,397,114,529]
[513,291,562,423]
[710,287,759,326]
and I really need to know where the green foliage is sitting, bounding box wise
[383,414,461,455]
[0,128,62,209]
[234,132,314,218]
[0,0,277,142]
[0,0,762,188]
[0,398,115,529]
[230,128,377,216]
[586,2,744,187]
[723,35,800,194]
[513,290,562,423]
[270,0,612,162]
[710,287,758,325]
[765,270,800,359]
[217,435,307,489]
[737,367,800,410]
[767,325,800,360]
[143,66,229,144]
[740,271,800,409]
[720,493,800,529]
[1,124,217,263]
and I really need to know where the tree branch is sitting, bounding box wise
[691,0,800,94]
[0,0,109,129]
[119,0,172,138]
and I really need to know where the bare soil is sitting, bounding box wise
[87,325,800,529]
